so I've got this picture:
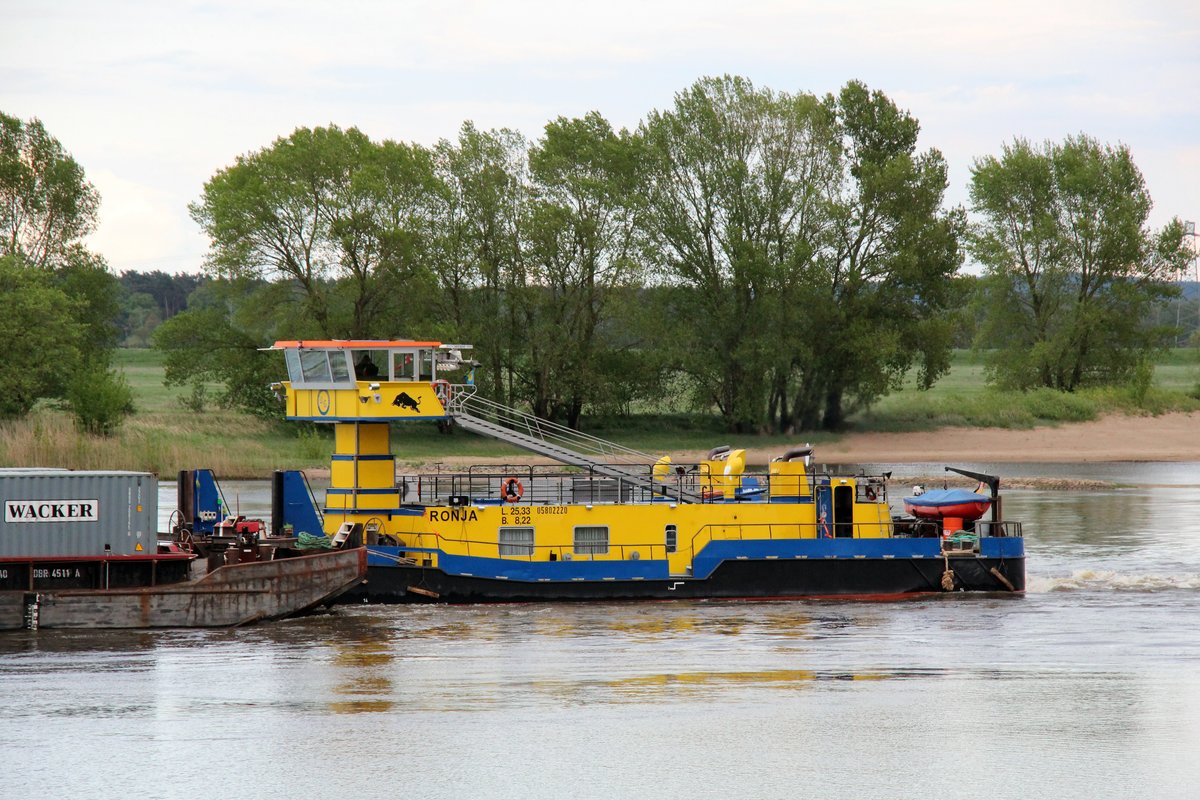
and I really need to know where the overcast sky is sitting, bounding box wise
[3,0,1197,274]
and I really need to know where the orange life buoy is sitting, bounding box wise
[865,486,877,501]
[432,379,452,407]
[502,477,524,503]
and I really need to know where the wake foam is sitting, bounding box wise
[1030,569,1200,593]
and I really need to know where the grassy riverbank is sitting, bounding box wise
[853,349,1200,432]
[1,348,1197,476]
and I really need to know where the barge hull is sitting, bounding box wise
[346,555,1025,603]
[1,548,367,630]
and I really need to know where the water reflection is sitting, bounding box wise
[328,616,397,714]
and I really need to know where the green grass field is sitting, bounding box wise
[851,349,1200,432]
[1,348,1197,477]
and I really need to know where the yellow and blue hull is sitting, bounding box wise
[348,534,1025,603]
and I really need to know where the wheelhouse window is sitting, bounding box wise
[419,349,435,381]
[329,352,351,383]
[392,351,416,381]
[574,526,609,556]
[351,350,381,380]
[665,524,677,554]
[284,350,303,383]
[300,349,332,383]
[289,350,355,389]
[499,527,535,557]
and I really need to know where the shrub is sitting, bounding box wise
[180,380,208,413]
[67,368,134,436]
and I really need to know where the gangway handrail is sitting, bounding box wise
[447,386,657,466]
[444,386,701,503]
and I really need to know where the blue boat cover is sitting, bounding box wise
[903,488,990,507]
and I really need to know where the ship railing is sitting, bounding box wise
[390,529,674,561]
[974,520,1023,538]
[415,464,696,506]
[413,465,896,507]
[687,520,896,553]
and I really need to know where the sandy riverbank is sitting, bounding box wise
[785,411,1200,464]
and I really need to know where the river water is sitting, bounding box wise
[3,463,1199,799]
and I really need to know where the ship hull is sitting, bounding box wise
[346,553,1025,603]
[1,548,367,630]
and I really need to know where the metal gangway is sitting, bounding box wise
[445,386,701,503]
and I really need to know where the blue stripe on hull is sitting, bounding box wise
[325,506,426,517]
[368,536,1024,583]
[980,536,1025,558]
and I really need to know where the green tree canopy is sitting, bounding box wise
[431,123,532,404]
[0,112,99,269]
[0,254,86,418]
[641,76,960,432]
[519,112,649,426]
[152,279,290,420]
[0,115,122,423]
[969,135,1192,390]
[799,81,962,430]
[190,125,441,338]
[642,76,837,431]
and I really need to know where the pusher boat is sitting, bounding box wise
[264,339,1026,602]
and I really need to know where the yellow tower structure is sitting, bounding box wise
[270,340,472,540]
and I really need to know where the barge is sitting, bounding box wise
[1,469,366,630]
[258,339,1025,603]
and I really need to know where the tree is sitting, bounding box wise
[642,76,837,432]
[0,113,100,269]
[518,112,649,427]
[431,123,532,404]
[56,245,121,367]
[0,254,85,418]
[641,77,956,432]
[0,115,123,421]
[969,135,1192,390]
[190,125,440,338]
[152,278,309,419]
[66,366,134,436]
[119,270,202,321]
[795,81,962,430]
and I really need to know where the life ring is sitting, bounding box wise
[432,379,452,407]
[865,486,877,501]
[502,477,524,503]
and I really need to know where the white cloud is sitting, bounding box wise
[83,169,207,273]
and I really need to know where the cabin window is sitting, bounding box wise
[665,524,677,554]
[289,350,356,388]
[574,525,609,556]
[392,351,416,381]
[284,350,303,383]
[352,350,383,381]
[299,350,332,383]
[419,349,435,381]
[499,526,534,557]
[329,351,352,383]
[857,481,883,503]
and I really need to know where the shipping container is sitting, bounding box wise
[0,471,157,557]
